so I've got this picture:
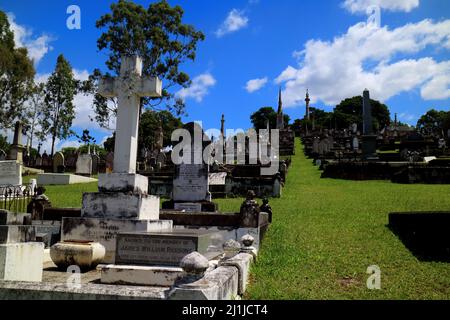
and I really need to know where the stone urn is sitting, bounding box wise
[50,241,106,271]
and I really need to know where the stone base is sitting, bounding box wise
[100,265,183,287]
[162,200,218,213]
[37,174,97,185]
[98,173,148,194]
[62,217,173,263]
[82,192,160,220]
[0,242,44,282]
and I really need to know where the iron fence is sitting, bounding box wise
[0,184,36,214]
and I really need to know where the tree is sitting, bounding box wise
[76,129,96,146]
[417,109,450,136]
[251,107,290,130]
[25,82,46,149]
[88,0,205,129]
[0,11,35,129]
[40,54,77,156]
[334,96,390,131]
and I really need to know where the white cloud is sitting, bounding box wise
[342,0,420,13]
[245,77,268,93]
[275,19,450,108]
[176,73,216,102]
[6,13,53,65]
[216,9,249,37]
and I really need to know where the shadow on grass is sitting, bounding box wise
[387,212,450,263]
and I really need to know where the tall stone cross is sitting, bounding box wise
[362,89,373,136]
[98,56,162,174]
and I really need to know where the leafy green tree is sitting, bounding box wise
[139,110,183,150]
[24,82,46,149]
[40,54,77,156]
[417,109,450,136]
[0,134,10,153]
[334,96,390,131]
[87,0,205,129]
[0,11,35,129]
[251,107,290,130]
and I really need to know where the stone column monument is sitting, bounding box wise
[361,89,378,160]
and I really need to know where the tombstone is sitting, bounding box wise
[163,122,217,213]
[351,123,358,134]
[53,152,65,173]
[312,137,320,154]
[0,161,22,186]
[42,152,51,168]
[361,89,378,160]
[0,149,6,161]
[156,152,166,170]
[35,155,42,167]
[60,55,171,263]
[76,154,92,176]
[91,154,100,175]
[105,152,114,173]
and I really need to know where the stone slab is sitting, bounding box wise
[115,230,224,266]
[101,264,183,287]
[0,242,44,282]
[0,281,168,300]
[62,217,173,263]
[37,173,97,185]
[0,225,36,244]
[98,173,148,194]
[81,193,160,220]
[209,172,227,186]
[0,161,22,186]
[0,210,31,225]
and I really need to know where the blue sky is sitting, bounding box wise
[1,0,449,152]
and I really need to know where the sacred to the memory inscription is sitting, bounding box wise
[115,231,222,266]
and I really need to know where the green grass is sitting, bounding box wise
[244,139,450,300]
[22,141,450,299]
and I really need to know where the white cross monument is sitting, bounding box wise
[94,55,162,196]
[99,55,162,174]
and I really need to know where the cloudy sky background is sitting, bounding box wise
[1,0,449,153]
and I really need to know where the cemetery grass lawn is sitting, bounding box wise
[218,139,450,300]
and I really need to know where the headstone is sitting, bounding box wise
[91,154,100,175]
[351,123,358,134]
[35,155,42,167]
[352,137,359,150]
[0,150,6,161]
[53,152,65,173]
[0,161,22,186]
[312,137,320,154]
[76,154,92,176]
[165,122,216,212]
[42,152,51,168]
[115,230,224,266]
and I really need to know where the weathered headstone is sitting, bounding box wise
[91,154,100,175]
[53,152,65,173]
[8,121,25,163]
[0,161,22,186]
[164,122,217,212]
[76,154,92,176]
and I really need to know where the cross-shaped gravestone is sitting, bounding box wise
[98,56,162,174]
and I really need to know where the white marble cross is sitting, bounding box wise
[98,56,162,174]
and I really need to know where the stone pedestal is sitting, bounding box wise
[362,135,378,160]
[98,173,148,193]
[0,242,44,282]
[50,241,106,271]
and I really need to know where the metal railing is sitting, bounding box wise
[0,184,36,214]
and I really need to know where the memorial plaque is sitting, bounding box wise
[115,230,224,266]
[174,203,202,213]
